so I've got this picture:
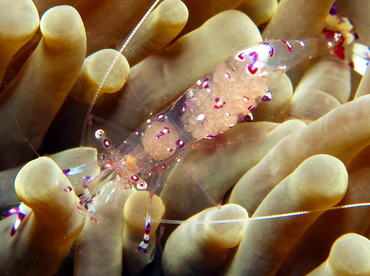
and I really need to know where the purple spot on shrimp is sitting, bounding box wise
[64,186,73,192]
[249,51,258,62]
[247,51,259,74]
[103,138,111,148]
[137,246,148,254]
[206,133,221,139]
[10,213,26,236]
[6,205,28,236]
[145,222,151,233]
[262,42,275,57]
[268,44,275,57]
[156,114,164,121]
[244,113,254,122]
[198,78,210,89]
[5,208,18,217]
[214,97,226,109]
[83,175,92,184]
[262,91,273,101]
[176,139,185,148]
[62,168,71,175]
[329,3,338,15]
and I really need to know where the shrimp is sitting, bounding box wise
[22,0,369,239]
[70,6,364,255]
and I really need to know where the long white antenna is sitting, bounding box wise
[80,0,162,146]
[156,202,370,225]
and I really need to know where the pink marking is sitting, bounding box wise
[244,113,254,122]
[5,205,28,236]
[214,97,226,109]
[176,139,185,148]
[262,91,273,102]
[137,215,151,254]
[155,127,171,139]
[198,78,210,89]
[262,42,275,57]
[64,185,73,192]
[322,29,346,60]
[247,51,259,74]
[156,114,164,121]
[83,175,92,185]
[268,44,275,57]
[249,51,258,63]
[237,51,247,61]
[281,40,293,52]
[247,66,258,74]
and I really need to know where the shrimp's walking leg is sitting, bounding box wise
[136,214,152,253]
[122,191,165,275]
[74,183,133,276]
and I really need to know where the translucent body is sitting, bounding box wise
[79,35,336,204]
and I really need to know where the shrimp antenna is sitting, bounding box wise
[156,202,370,225]
[80,0,162,146]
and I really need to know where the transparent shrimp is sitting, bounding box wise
[77,34,339,199]
[70,28,361,247]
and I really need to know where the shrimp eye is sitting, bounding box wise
[95,129,105,139]
[136,182,148,190]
